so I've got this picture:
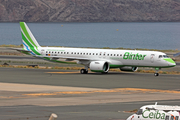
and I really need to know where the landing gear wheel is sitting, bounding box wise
[154,73,159,76]
[80,69,88,74]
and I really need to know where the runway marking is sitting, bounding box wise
[23,88,180,97]
[46,71,79,74]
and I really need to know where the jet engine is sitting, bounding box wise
[89,61,109,73]
[120,66,138,72]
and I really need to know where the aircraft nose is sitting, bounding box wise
[170,61,176,66]
[168,59,176,66]
[163,58,176,67]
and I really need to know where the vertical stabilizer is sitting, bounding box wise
[20,22,41,55]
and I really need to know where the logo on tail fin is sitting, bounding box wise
[20,22,41,55]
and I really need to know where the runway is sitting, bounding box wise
[0,67,180,89]
[0,67,180,120]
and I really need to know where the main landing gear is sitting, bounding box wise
[154,68,160,76]
[80,69,88,74]
[80,66,88,74]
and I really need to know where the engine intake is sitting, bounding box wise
[89,61,109,72]
[120,66,138,72]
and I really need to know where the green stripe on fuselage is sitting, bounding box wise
[163,58,175,64]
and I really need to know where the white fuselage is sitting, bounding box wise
[37,47,175,68]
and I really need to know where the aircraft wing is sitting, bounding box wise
[43,55,97,61]
[173,52,180,57]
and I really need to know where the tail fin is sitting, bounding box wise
[20,22,41,55]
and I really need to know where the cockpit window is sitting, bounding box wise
[136,109,143,115]
[163,55,169,58]
[159,55,163,58]
[159,55,169,58]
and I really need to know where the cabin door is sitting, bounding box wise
[41,49,45,55]
[150,54,154,63]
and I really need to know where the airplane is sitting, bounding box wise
[15,22,176,76]
[126,103,180,120]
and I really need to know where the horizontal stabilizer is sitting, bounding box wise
[7,48,32,54]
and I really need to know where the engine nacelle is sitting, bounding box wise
[120,66,138,72]
[89,61,109,72]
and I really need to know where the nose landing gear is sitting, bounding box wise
[154,68,161,76]
[154,73,159,76]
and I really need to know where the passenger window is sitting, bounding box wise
[159,55,162,58]
[61,52,63,54]
[71,52,73,54]
[49,51,50,53]
[114,54,116,56]
[89,53,91,55]
[64,52,66,54]
[96,53,98,55]
[67,52,69,54]
[165,116,169,120]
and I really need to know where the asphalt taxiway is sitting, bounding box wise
[0,67,180,120]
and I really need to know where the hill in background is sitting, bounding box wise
[0,0,180,22]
